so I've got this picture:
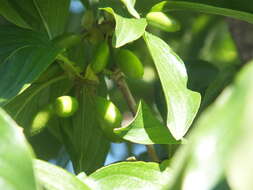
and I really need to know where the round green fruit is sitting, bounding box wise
[94,96,123,142]
[53,33,82,49]
[146,12,180,32]
[54,96,79,118]
[90,40,110,73]
[115,49,144,79]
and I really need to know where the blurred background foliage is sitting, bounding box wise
[0,0,247,172]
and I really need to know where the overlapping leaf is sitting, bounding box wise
[166,61,253,189]
[120,0,140,18]
[0,0,70,38]
[34,159,91,190]
[0,108,37,190]
[62,86,110,175]
[0,26,61,106]
[101,8,147,48]
[114,101,179,144]
[144,32,201,140]
[88,161,171,190]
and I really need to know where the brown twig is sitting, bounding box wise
[112,69,160,162]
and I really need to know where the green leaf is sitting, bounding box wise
[114,101,179,144]
[226,121,253,190]
[32,0,70,38]
[166,61,253,189]
[0,0,70,38]
[34,159,91,190]
[120,0,140,18]
[144,32,201,140]
[101,7,147,48]
[0,26,61,106]
[0,108,37,190]
[0,0,31,29]
[154,1,253,24]
[89,161,172,190]
[62,86,110,175]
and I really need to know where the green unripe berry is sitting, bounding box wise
[54,96,79,118]
[146,12,180,32]
[53,33,82,49]
[31,104,53,135]
[94,96,123,142]
[90,40,110,73]
[115,49,144,79]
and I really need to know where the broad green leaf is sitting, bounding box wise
[34,159,91,190]
[157,59,219,119]
[114,101,179,144]
[0,108,37,190]
[32,0,70,38]
[0,26,61,106]
[154,1,253,24]
[89,161,172,190]
[144,32,201,140]
[120,0,140,18]
[101,8,147,48]
[62,86,110,175]
[166,61,253,189]
[0,0,70,38]
[0,0,31,29]
[226,122,253,190]
[225,63,253,190]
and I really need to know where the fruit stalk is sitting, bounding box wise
[113,71,136,114]
[112,70,160,162]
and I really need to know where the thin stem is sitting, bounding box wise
[112,70,160,162]
[165,1,253,24]
[56,54,82,78]
[146,145,160,162]
[56,54,98,86]
[114,72,137,114]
